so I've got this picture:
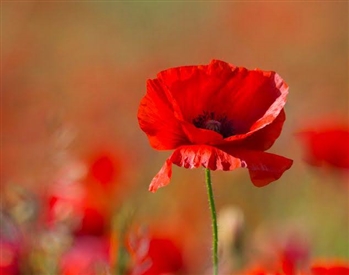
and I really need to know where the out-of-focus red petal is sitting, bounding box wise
[226,150,293,187]
[137,79,189,150]
[310,260,349,275]
[149,145,244,192]
[142,238,184,275]
[297,127,349,169]
[90,154,115,184]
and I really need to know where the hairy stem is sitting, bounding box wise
[205,168,218,275]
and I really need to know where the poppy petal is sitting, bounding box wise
[137,79,189,150]
[170,145,244,170]
[297,126,349,169]
[149,159,173,192]
[180,122,224,145]
[230,150,293,187]
[249,71,289,132]
[236,109,286,151]
[156,62,229,145]
[149,145,244,192]
[157,60,237,123]
[221,69,288,138]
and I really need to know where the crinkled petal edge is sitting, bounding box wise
[149,146,293,192]
[149,145,244,192]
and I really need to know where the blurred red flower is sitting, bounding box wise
[0,213,22,275]
[297,124,349,169]
[60,236,110,275]
[237,265,283,275]
[88,153,119,187]
[237,261,349,275]
[128,230,185,275]
[47,187,109,236]
[249,222,310,275]
[138,59,293,191]
[47,151,122,236]
[310,260,349,275]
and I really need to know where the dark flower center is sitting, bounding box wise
[193,111,234,138]
[205,120,222,133]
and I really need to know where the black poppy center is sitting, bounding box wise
[193,111,234,138]
[205,120,222,133]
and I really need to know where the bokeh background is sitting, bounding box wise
[1,2,348,275]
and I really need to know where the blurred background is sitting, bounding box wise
[1,2,348,275]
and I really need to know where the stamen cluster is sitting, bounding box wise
[193,111,234,138]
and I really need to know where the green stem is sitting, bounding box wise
[205,168,218,275]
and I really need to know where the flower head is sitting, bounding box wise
[310,259,349,275]
[296,123,349,169]
[89,154,116,185]
[60,236,110,275]
[128,229,185,275]
[138,60,293,191]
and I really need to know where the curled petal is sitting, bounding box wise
[236,109,286,151]
[248,71,289,132]
[230,150,293,187]
[149,145,243,192]
[222,71,288,141]
[149,159,173,192]
[179,123,224,148]
[170,145,243,170]
[149,146,293,191]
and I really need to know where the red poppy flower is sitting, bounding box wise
[310,260,349,275]
[0,213,22,275]
[128,231,184,275]
[46,160,112,236]
[90,155,115,184]
[47,150,123,236]
[138,60,293,191]
[60,236,110,275]
[236,265,284,275]
[297,124,349,169]
[87,152,120,186]
[47,190,109,236]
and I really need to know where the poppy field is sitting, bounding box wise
[1,2,348,275]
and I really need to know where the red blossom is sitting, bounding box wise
[0,213,22,275]
[297,124,349,169]
[59,236,110,275]
[310,260,349,275]
[46,152,120,236]
[90,156,115,184]
[88,153,119,186]
[237,261,349,275]
[47,190,109,237]
[138,60,292,191]
[128,231,184,275]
